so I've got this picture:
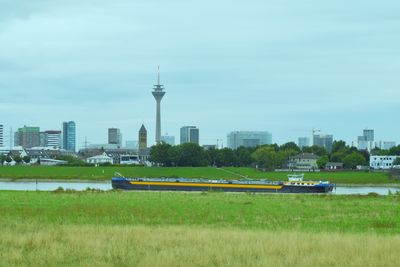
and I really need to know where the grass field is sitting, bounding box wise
[2,224,399,267]
[1,191,400,266]
[0,166,397,184]
[1,191,399,233]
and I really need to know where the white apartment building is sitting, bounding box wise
[86,152,113,165]
[45,130,62,148]
[370,155,398,170]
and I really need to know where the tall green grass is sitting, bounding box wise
[1,191,399,234]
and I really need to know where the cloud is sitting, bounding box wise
[0,0,399,145]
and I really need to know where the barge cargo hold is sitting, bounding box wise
[111,175,335,193]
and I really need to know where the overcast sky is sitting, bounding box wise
[0,0,399,148]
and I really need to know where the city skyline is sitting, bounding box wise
[0,120,397,150]
[0,1,399,146]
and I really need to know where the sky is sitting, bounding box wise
[0,0,399,148]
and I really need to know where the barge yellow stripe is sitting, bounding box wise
[130,181,283,190]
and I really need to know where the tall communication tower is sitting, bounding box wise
[152,66,166,144]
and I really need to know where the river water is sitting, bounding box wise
[0,181,399,195]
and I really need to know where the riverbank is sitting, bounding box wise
[0,166,398,185]
[1,191,399,266]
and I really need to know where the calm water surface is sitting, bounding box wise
[0,181,399,195]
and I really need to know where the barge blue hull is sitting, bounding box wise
[112,178,334,193]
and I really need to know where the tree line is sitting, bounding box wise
[150,141,400,170]
[0,155,31,165]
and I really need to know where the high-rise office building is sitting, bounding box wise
[152,66,166,144]
[357,128,374,151]
[14,126,40,148]
[161,135,175,146]
[39,132,47,147]
[45,130,62,148]
[363,129,374,142]
[376,141,396,150]
[298,137,310,149]
[0,124,3,147]
[313,134,333,152]
[62,121,76,152]
[180,126,199,145]
[227,131,272,149]
[139,124,147,150]
[108,128,122,146]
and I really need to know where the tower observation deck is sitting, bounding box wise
[152,66,165,144]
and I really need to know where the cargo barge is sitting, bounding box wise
[112,174,335,193]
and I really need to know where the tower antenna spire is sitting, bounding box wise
[157,65,160,85]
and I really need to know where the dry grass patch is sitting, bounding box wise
[1,224,399,267]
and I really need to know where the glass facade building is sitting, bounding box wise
[63,121,76,152]
[363,129,374,142]
[357,129,374,151]
[298,137,310,149]
[108,128,122,146]
[227,131,272,149]
[313,134,333,152]
[180,126,199,145]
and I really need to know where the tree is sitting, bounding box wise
[317,155,329,169]
[175,143,209,167]
[149,143,173,166]
[370,147,390,156]
[13,155,22,165]
[280,142,300,153]
[330,151,348,163]
[235,147,253,167]
[260,143,280,152]
[252,146,275,170]
[331,140,346,154]
[168,146,180,167]
[0,155,6,166]
[302,145,328,157]
[357,149,370,162]
[393,157,400,165]
[23,156,31,164]
[219,148,238,167]
[205,147,218,167]
[252,146,287,170]
[5,156,12,164]
[343,152,367,169]
[389,146,400,156]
